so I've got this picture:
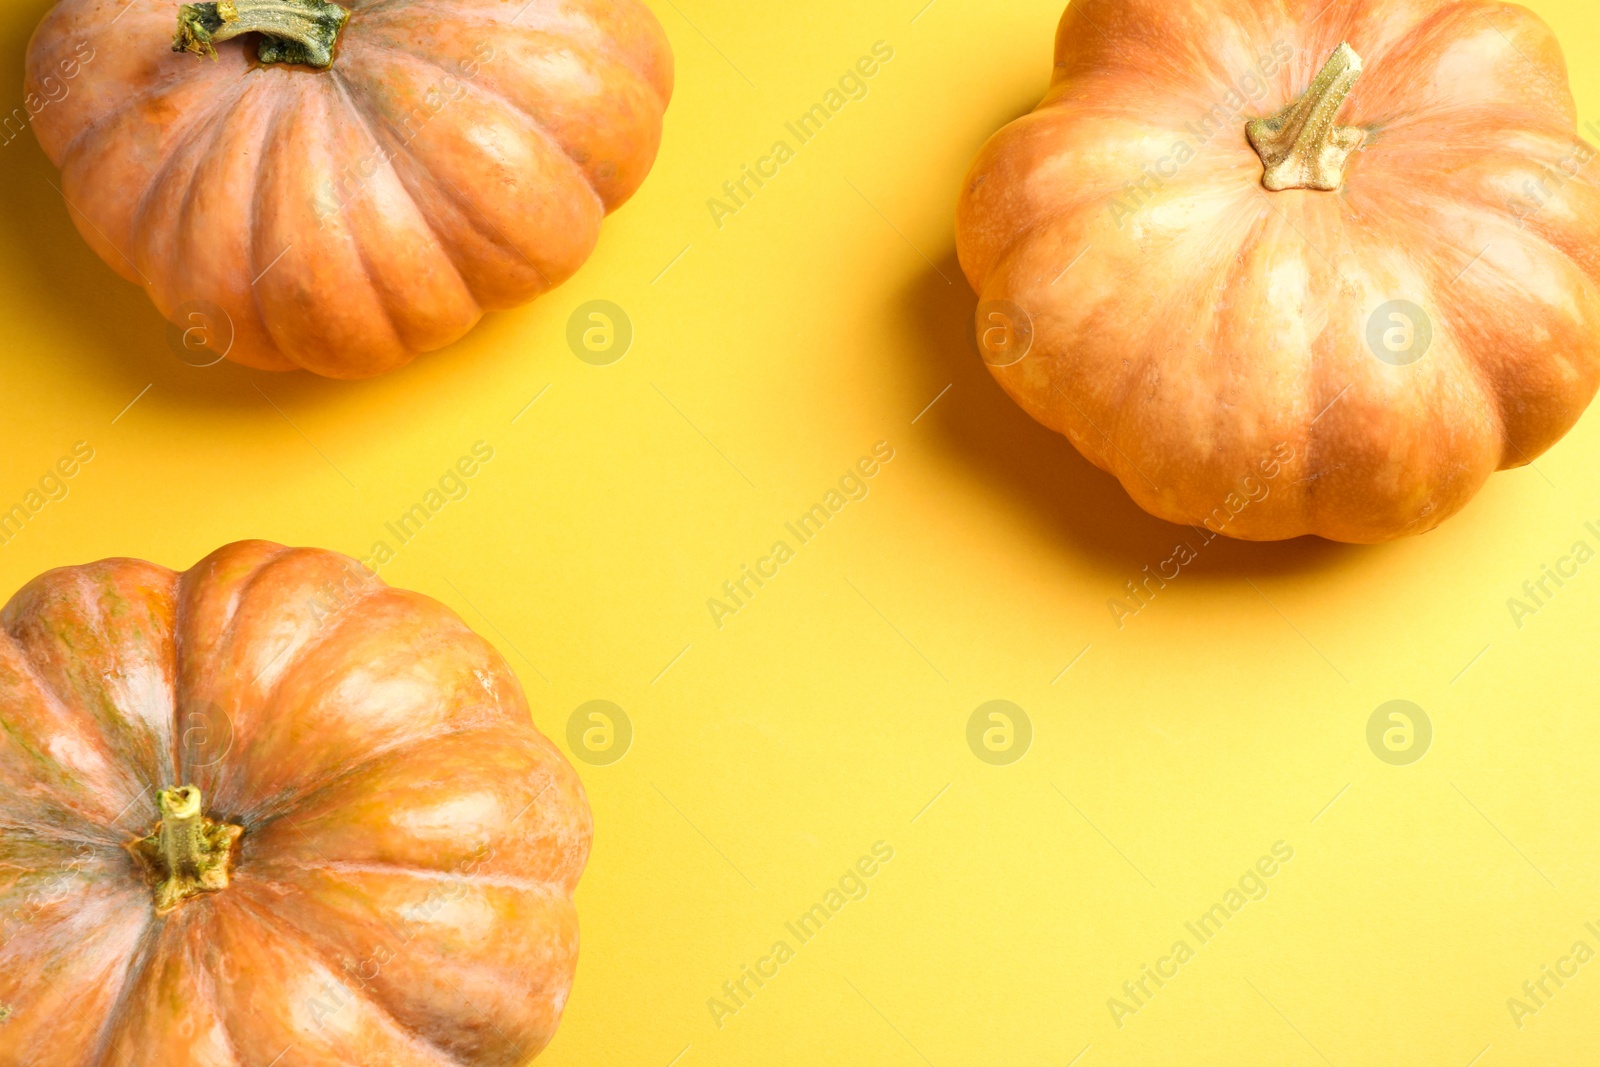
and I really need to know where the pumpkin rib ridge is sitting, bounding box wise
[205,552,452,681]
[329,58,564,300]
[1111,192,1318,535]
[169,545,273,783]
[324,69,471,357]
[235,549,388,665]
[84,904,165,1067]
[1037,67,1253,122]
[168,911,251,1067]
[200,932,251,1067]
[346,35,606,219]
[1024,185,1270,479]
[485,0,672,109]
[1357,2,1577,130]
[1347,186,1546,470]
[55,68,229,168]
[0,561,182,791]
[1295,291,1339,541]
[0,820,123,852]
[1366,120,1596,213]
[228,892,478,1067]
[229,868,579,1066]
[1034,92,1218,125]
[118,75,259,290]
[1419,286,1514,475]
[190,75,299,371]
[356,30,645,210]
[49,895,156,1067]
[253,76,413,372]
[978,233,1112,466]
[171,541,298,778]
[247,856,578,896]
[960,117,1255,295]
[1299,335,1371,543]
[228,544,376,643]
[0,628,151,840]
[216,543,297,633]
[0,872,154,1063]
[44,9,256,168]
[1364,105,1577,143]
[1264,203,1473,541]
[328,67,485,332]
[180,541,296,652]
[1444,177,1600,294]
[358,0,673,111]
[178,547,391,794]
[963,174,1198,297]
[201,541,299,661]
[240,721,540,831]
[162,78,286,344]
[1137,197,1275,503]
[1053,3,1292,107]
[334,64,536,298]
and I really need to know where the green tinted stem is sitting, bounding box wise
[174,0,350,69]
[128,786,243,914]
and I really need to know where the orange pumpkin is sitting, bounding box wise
[957,0,1600,543]
[0,541,590,1065]
[24,0,673,378]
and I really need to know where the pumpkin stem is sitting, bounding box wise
[128,786,243,915]
[173,0,351,69]
[1247,43,1366,192]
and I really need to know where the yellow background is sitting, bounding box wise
[3,0,1600,1064]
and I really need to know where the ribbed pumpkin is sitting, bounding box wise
[24,0,673,378]
[0,541,590,1065]
[957,0,1600,542]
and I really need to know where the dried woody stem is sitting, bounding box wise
[128,786,243,914]
[174,0,350,69]
[1247,43,1367,192]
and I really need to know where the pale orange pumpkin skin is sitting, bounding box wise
[958,0,1600,543]
[0,541,590,1066]
[24,0,673,379]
